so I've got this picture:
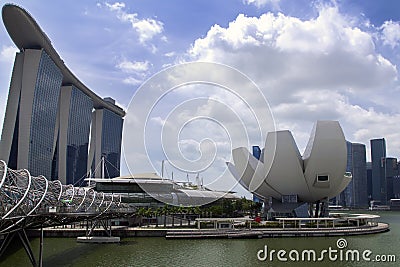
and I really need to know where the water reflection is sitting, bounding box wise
[1,211,398,267]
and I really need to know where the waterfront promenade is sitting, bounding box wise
[27,221,389,239]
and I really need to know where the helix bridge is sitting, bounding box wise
[0,160,134,266]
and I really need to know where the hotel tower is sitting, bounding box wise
[0,4,125,184]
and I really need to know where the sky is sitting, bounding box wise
[1,0,400,197]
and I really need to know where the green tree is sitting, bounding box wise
[161,205,170,227]
[137,207,146,227]
[177,206,185,227]
[170,206,179,227]
[144,207,153,227]
[155,207,162,227]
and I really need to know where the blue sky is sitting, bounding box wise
[1,0,400,196]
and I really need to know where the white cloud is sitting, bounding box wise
[186,5,400,160]
[122,76,143,85]
[105,2,164,45]
[117,60,150,73]
[164,51,176,58]
[105,2,125,11]
[0,45,18,63]
[116,60,150,87]
[243,0,281,9]
[189,6,397,94]
[120,4,400,196]
[129,17,164,44]
[121,62,274,197]
[381,20,400,48]
[0,45,18,141]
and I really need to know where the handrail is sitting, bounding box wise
[2,169,32,219]
[0,161,134,233]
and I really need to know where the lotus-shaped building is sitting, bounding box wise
[228,121,352,216]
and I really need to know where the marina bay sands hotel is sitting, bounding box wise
[0,4,125,184]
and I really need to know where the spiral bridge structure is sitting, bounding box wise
[0,160,131,235]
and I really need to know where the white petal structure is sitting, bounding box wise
[229,121,351,203]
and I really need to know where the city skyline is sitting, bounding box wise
[338,137,399,207]
[1,1,400,196]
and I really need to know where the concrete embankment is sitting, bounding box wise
[27,223,389,239]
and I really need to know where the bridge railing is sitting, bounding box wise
[0,160,132,233]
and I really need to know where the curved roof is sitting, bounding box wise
[229,120,350,203]
[2,4,125,117]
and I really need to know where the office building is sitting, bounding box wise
[252,146,261,160]
[393,171,400,199]
[57,85,93,184]
[366,162,372,201]
[252,146,263,203]
[370,138,386,203]
[0,49,62,178]
[339,142,368,207]
[384,157,398,202]
[0,4,125,183]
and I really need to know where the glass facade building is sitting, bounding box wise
[393,164,400,199]
[338,142,368,208]
[351,143,368,207]
[0,49,63,178]
[366,162,372,202]
[100,109,123,178]
[65,87,93,184]
[88,108,124,179]
[252,146,261,160]
[384,157,398,203]
[0,4,125,185]
[252,145,263,202]
[370,138,386,203]
[0,48,124,183]
[338,142,354,207]
[29,51,63,177]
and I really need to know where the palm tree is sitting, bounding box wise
[137,207,146,227]
[170,206,179,227]
[186,206,194,226]
[162,205,169,227]
[155,207,162,227]
[144,207,153,227]
[177,206,185,227]
[194,206,201,218]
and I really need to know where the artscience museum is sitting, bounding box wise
[228,121,352,217]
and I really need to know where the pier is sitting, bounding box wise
[165,222,389,239]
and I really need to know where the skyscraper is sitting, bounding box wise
[0,4,125,183]
[88,107,123,178]
[251,145,263,203]
[351,143,368,207]
[370,138,386,203]
[339,142,368,207]
[57,85,93,184]
[0,49,63,178]
[366,162,372,202]
[252,146,261,160]
[384,157,398,203]
[393,162,400,199]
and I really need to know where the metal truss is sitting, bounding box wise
[0,160,131,234]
